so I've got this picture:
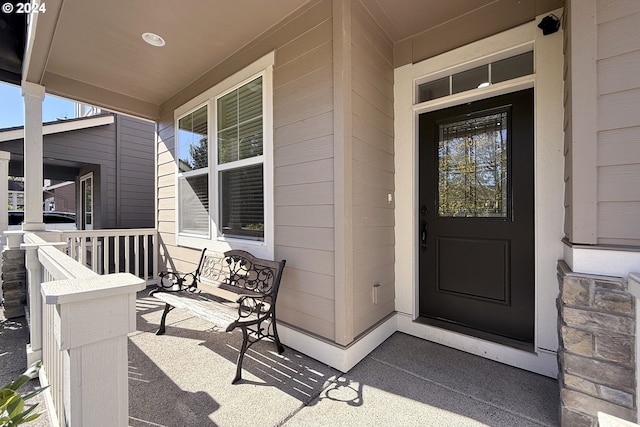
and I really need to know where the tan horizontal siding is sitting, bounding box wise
[594,6,640,245]
[280,268,334,301]
[274,134,333,167]
[597,51,640,95]
[275,182,333,206]
[353,138,393,172]
[275,205,334,228]
[276,294,335,339]
[349,3,395,338]
[274,84,333,129]
[598,202,640,244]
[274,110,333,147]
[155,0,336,341]
[596,0,640,23]
[276,65,333,110]
[275,226,334,252]
[352,92,394,137]
[598,127,640,166]
[275,158,333,186]
[276,19,332,69]
[597,11,640,60]
[598,165,640,201]
[598,89,640,131]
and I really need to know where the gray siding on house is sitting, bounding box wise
[351,0,395,336]
[155,0,337,340]
[1,114,154,229]
[117,115,155,228]
[595,0,640,246]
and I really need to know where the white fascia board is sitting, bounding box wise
[44,181,75,191]
[0,115,115,143]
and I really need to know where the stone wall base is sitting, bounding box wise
[558,261,636,426]
[1,246,26,318]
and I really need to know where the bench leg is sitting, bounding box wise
[271,320,285,354]
[156,303,173,335]
[233,327,250,384]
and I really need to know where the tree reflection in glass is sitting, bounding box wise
[438,111,508,218]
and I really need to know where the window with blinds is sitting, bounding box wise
[176,75,265,242]
[217,76,264,240]
[177,105,209,236]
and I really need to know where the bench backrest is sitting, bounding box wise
[195,249,286,301]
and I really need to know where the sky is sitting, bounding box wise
[0,81,79,129]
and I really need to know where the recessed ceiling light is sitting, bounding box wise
[142,32,165,47]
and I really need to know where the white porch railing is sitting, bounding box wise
[18,231,146,427]
[58,228,158,286]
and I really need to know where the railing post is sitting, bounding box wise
[41,273,145,427]
[24,245,42,365]
[22,240,67,366]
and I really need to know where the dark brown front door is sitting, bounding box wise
[418,89,534,346]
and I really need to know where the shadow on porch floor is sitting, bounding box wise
[129,289,560,426]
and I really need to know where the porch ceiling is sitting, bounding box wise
[14,0,563,121]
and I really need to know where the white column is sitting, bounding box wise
[21,82,45,231]
[0,151,10,235]
[0,151,8,304]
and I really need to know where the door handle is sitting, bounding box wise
[421,220,428,252]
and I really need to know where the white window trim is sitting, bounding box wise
[174,52,275,260]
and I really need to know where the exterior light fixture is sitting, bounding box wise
[142,32,166,47]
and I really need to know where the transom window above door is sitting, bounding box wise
[417,51,533,103]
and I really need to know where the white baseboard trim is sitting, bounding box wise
[279,312,558,378]
[564,244,640,278]
[396,312,558,378]
[278,315,397,373]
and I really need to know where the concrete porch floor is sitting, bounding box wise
[1,290,560,426]
[130,290,560,426]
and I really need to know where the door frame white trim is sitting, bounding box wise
[394,11,565,377]
[80,172,94,230]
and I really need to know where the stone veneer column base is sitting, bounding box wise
[1,246,26,318]
[557,261,636,426]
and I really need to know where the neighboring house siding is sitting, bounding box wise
[595,0,640,246]
[48,183,75,212]
[155,0,337,340]
[74,116,154,229]
[118,115,155,228]
[351,0,395,336]
[1,115,154,229]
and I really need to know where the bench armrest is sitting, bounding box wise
[236,294,272,319]
[156,270,198,292]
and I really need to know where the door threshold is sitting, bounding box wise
[415,316,535,353]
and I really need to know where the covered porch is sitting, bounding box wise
[3,0,640,426]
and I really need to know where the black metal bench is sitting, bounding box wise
[150,249,286,383]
